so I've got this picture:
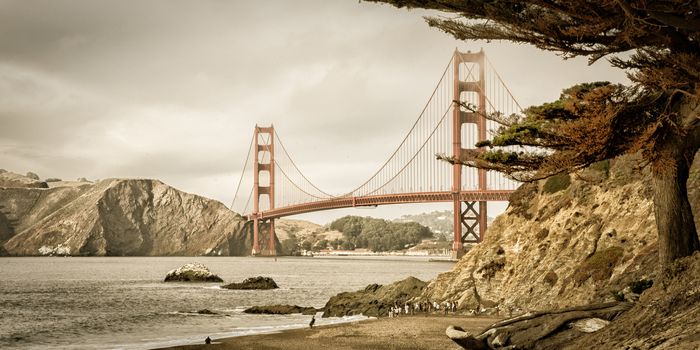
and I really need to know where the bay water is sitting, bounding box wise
[0,256,452,349]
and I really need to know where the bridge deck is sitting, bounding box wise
[247,190,514,220]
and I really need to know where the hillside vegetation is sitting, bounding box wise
[328,215,433,252]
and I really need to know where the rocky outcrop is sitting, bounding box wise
[0,178,258,256]
[221,276,279,290]
[244,304,317,315]
[164,263,223,282]
[421,154,699,313]
[0,170,48,189]
[322,276,427,317]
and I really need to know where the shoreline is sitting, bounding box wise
[154,314,501,350]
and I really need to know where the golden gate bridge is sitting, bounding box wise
[232,49,522,258]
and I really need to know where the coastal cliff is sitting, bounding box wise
[421,154,700,312]
[0,171,255,256]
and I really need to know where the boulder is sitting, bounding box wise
[164,263,223,282]
[244,304,317,315]
[221,276,278,290]
[322,276,426,318]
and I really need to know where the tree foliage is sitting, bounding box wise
[329,215,433,252]
[367,0,700,270]
[443,82,673,181]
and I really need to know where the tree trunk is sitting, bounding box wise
[652,96,700,275]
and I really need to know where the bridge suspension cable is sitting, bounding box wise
[231,134,254,214]
[231,50,523,217]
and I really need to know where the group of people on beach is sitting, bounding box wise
[387,299,459,318]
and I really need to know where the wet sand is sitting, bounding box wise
[157,315,500,350]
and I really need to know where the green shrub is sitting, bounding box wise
[543,173,572,194]
[572,246,624,286]
[590,160,610,178]
[478,259,506,280]
[629,279,653,294]
[508,182,538,218]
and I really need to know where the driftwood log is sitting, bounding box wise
[446,301,632,349]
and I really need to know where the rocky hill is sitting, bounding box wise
[0,171,256,256]
[0,169,48,189]
[275,218,342,242]
[421,154,699,313]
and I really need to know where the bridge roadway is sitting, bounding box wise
[247,190,513,220]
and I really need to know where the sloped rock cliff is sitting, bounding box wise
[422,154,699,312]
[0,177,256,256]
[0,169,48,189]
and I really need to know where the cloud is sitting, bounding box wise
[0,1,631,223]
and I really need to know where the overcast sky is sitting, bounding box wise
[0,1,629,224]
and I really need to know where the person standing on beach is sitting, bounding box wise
[309,315,316,329]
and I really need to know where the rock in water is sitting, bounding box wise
[244,304,317,315]
[322,276,426,317]
[196,309,217,315]
[221,276,278,290]
[164,263,223,282]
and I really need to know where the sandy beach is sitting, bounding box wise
[157,315,500,350]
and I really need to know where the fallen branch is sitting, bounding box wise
[447,302,633,349]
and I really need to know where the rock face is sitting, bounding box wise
[221,276,279,290]
[322,276,426,317]
[244,304,317,315]
[421,154,699,313]
[164,263,223,282]
[0,177,258,256]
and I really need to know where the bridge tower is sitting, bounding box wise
[452,49,488,259]
[252,125,277,256]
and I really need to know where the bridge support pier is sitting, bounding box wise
[452,201,488,259]
[451,48,488,259]
[251,217,276,256]
[253,217,260,254]
[251,125,277,256]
